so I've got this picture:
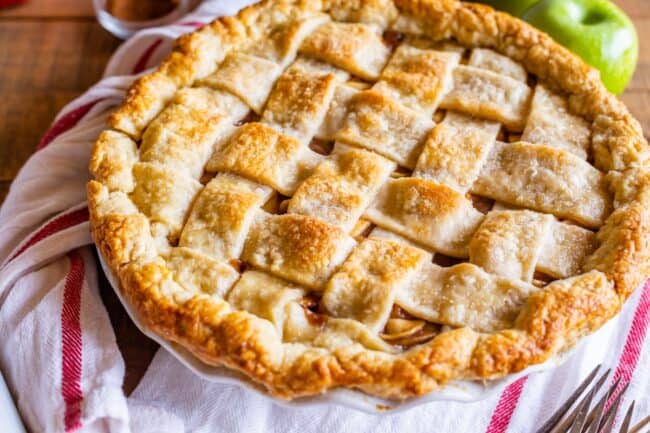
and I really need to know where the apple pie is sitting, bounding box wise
[88,0,650,400]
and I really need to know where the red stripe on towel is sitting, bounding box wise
[484,376,528,433]
[37,100,103,150]
[178,21,205,28]
[606,280,650,416]
[6,207,89,265]
[61,250,85,431]
[132,38,164,74]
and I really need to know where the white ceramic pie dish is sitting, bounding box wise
[99,250,585,413]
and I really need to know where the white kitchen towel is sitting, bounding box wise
[0,1,647,433]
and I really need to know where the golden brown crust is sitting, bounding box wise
[88,0,650,400]
[584,197,650,300]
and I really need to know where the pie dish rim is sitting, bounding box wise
[98,249,583,412]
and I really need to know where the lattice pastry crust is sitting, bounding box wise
[88,0,650,400]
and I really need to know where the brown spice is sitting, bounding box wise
[106,0,179,22]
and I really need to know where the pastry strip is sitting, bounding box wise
[413,112,500,192]
[471,141,611,228]
[166,247,240,297]
[521,84,591,159]
[179,173,272,261]
[207,122,322,196]
[261,64,341,142]
[249,14,330,67]
[299,21,390,80]
[227,270,305,336]
[140,88,248,179]
[468,48,528,82]
[441,65,532,131]
[283,304,396,352]
[365,177,484,257]
[372,44,460,116]
[242,214,356,289]
[198,53,283,114]
[396,262,537,332]
[322,238,430,333]
[130,162,203,237]
[288,145,395,231]
[469,210,553,282]
[336,90,434,168]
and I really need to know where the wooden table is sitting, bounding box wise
[0,0,648,396]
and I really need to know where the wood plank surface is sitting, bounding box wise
[0,181,10,205]
[0,0,95,18]
[0,20,120,181]
[623,14,649,138]
[0,0,647,400]
[616,0,650,19]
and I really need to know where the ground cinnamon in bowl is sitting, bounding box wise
[106,0,179,22]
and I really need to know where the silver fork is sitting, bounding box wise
[535,365,649,433]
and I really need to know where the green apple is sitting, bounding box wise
[474,0,540,17]
[474,0,638,95]
[522,0,638,95]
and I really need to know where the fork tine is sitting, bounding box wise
[601,382,631,430]
[629,415,650,433]
[600,403,620,433]
[618,402,636,433]
[568,371,610,433]
[548,369,609,433]
[535,364,601,433]
[600,383,630,433]
[566,389,597,433]
[549,409,578,433]
[585,377,621,433]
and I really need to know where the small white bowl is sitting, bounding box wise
[93,0,192,39]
